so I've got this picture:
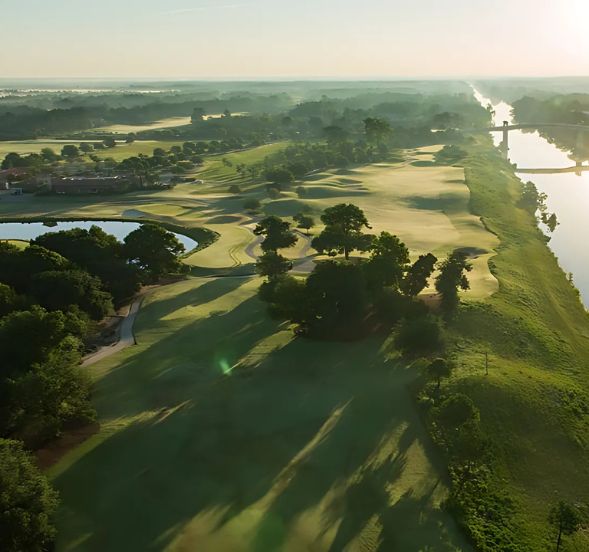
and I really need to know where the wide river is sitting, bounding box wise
[473,88,589,307]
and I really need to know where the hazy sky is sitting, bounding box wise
[1,0,588,78]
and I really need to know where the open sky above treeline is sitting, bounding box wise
[1,0,588,78]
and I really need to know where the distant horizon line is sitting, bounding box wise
[1,75,589,84]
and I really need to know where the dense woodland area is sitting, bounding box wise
[0,224,186,550]
[0,85,484,200]
[0,82,488,142]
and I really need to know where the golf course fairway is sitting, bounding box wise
[49,277,470,551]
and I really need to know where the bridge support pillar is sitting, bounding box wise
[501,121,509,159]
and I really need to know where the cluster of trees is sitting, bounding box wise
[0,439,59,551]
[1,140,247,191]
[0,223,185,437]
[434,144,468,164]
[519,181,559,233]
[254,204,472,341]
[422,357,587,550]
[420,353,525,549]
[238,122,395,188]
[512,95,589,127]
[1,87,488,156]
[92,140,243,181]
[0,222,187,549]
[0,93,292,140]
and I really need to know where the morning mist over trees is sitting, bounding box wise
[1,1,589,551]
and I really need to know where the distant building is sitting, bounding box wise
[49,175,139,194]
[160,171,173,185]
[0,168,47,193]
[0,168,29,190]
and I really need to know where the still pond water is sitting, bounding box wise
[0,220,197,251]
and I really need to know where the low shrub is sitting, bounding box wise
[395,314,445,354]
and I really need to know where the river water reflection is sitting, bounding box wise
[473,88,589,306]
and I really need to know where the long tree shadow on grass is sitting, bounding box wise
[137,276,250,327]
[247,358,469,552]
[90,284,270,421]
[54,290,468,551]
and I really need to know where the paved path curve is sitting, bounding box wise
[82,297,142,367]
[81,228,317,366]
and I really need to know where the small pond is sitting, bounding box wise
[0,220,198,251]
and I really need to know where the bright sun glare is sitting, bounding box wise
[564,0,589,55]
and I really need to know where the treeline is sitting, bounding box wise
[0,223,186,551]
[512,95,589,160]
[234,118,404,184]
[0,90,488,144]
[421,341,584,551]
[0,94,291,139]
[157,93,485,146]
[117,140,243,176]
[512,95,589,125]
[1,140,244,189]
[254,204,472,341]
[235,122,468,186]
[253,140,393,184]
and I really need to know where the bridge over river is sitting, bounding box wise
[466,121,589,166]
[486,122,589,132]
[515,165,589,175]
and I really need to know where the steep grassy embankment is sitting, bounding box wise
[445,137,589,550]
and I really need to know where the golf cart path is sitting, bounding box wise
[82,297,142,367]
[82,228,316,368]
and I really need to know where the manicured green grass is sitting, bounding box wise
[0,144,498,300]
[196,142,291,186]
[5,133,588,550]
[91,117,192,134]
[49,276,470,552]
[91,141,185,161]
[0,140,183,161]
[1,239,28,249]
[254,147,498,299]
[443,139,589,550]
[0,140,96,157]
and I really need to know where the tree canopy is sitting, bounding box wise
[312,203,373,260]
[256,251,293,280]
[0,439,59,552]
[401,253,438,297]
[124,224,186,280]
[60,144,79,158]
[364,232,410,290]
[30,269,112,321]
[32,226,139,304]
[254,216,298,253]
[427,358,452,389]
[293,213,314,235]
[435,251,473,312]
[548,501,584,552]
[364,117,392,145]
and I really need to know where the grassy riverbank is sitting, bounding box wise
[442,137,589,550]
